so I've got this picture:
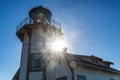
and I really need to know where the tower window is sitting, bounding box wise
[35,58,41,68]
[77,75,86,80]
[56,76,67,80]
[30,53,42,71]
[110,78,114,80]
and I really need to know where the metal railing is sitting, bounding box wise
[16,17,61,32]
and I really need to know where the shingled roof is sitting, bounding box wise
[67,53,120,74]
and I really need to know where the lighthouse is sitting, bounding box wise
[14,6,72,80]
[13,5,120,80]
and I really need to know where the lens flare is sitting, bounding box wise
[51,40,65,52]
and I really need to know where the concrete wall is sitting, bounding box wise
[29,72,43,80]
[19,33,29,80]
[31,28,45,53]
[74,65,120,80]
[30,24,63,53]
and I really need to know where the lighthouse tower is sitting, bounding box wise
[14,6,72,80]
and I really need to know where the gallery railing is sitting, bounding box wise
[16,17,61,32]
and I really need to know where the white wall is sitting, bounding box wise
[46,55,72,80]
[30,25,62,54]
[74,65,120,80]
[31,28,45,53]
[19,33,29,80]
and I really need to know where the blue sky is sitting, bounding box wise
[0,0,120,80]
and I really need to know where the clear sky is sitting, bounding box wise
[0,0,120,80]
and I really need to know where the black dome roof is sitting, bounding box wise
[29,6,52,19]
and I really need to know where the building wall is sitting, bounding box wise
[30,25,60,53]
[31,27,45,53]
[46,55,72,80]
[29,72,43,80]
[74,65,120,80]
[19,33,29,80]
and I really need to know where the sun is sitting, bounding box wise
[51,40,65,52]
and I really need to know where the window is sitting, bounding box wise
[56,76,67,80]
[31,58,41,70]
[77,75,86,80]
[30,53,42,71]
[35,58,41,68]
[110,78,114,80]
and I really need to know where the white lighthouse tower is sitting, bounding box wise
[14,6,72,80]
